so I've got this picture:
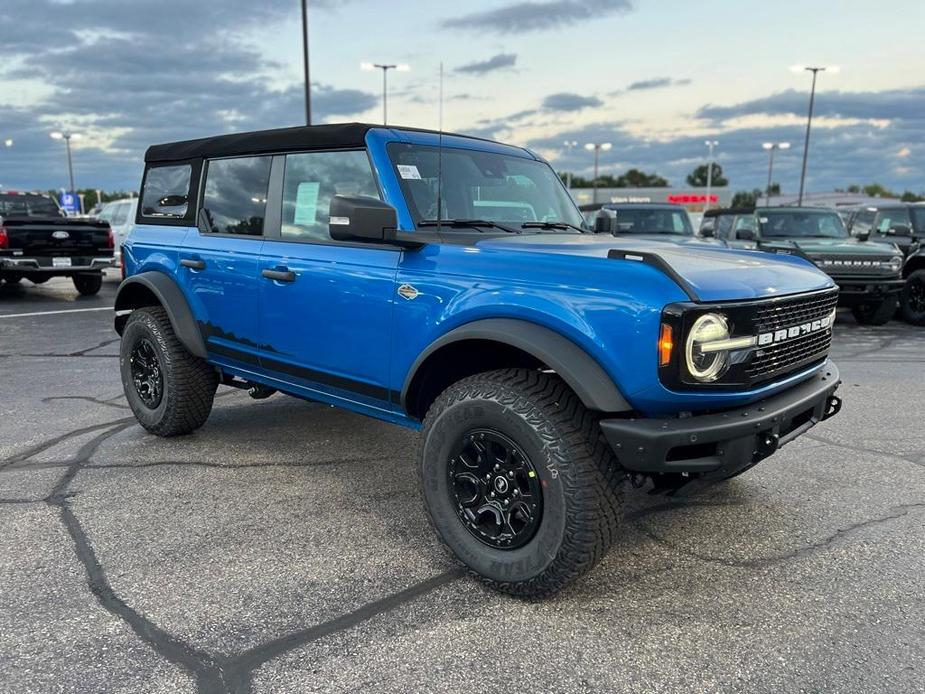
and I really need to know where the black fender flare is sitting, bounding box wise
[402,318,632,413]
[113,271,207,359]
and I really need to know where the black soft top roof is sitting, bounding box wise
[703,207,755,217]
[144,122,461,163]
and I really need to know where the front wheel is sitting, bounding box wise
[851,296,897,325]
[418,369,625,598]
[900,270,925,326]
[73,272,103,296]
[120,306,218,436]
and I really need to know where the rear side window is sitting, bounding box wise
[201,156,272,236]
[280,150,380,241]
[141,165,192,218]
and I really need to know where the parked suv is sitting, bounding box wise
[703,206,904,325]
[844,203,924,256]
[115,124,842,597]
[583,202,717,246]
[96,197,138,262]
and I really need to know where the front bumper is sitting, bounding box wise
[830,276,904,305]
[600,362,841,478]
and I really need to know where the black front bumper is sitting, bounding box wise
[600,362,841,479]
[831,276,904,305]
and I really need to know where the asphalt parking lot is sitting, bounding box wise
[1,275,923,694]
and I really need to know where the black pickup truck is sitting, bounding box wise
[0,192,114,295]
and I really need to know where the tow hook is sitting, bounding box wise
[754,432,779,461]
[824,395,842,420]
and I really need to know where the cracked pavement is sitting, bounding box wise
[1,275,923,693]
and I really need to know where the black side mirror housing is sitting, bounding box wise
[594,215,614,233]
[855,229,871,242]
[329,196,398,243]
[736,228,757,241]
[700,224,715,238]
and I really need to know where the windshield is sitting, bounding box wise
[387,143,585,231]
[758,210,848,239]
[606,207,693,235]
[0,194,64,218]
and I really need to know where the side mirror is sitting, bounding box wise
[158,194,188,208]
[700,224,715,238]
[736,228,756,241]
[856,229,871,242]
[329,196,397,243]
[594,215,614,233]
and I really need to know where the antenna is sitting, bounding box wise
[436,61,444,239]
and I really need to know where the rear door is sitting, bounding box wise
[180,155,271,369]
[257,149,400,411]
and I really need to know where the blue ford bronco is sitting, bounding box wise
[115,123,842,597]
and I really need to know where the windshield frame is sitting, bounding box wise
[756,208,850,239]
[386,142,586,233]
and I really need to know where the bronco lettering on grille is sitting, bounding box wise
[756,310,835,347]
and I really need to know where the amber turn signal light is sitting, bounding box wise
[659,323,674,366]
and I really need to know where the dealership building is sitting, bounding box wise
[568,186,735,211]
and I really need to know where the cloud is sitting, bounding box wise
[0,0,372,190]
[627,77,691,91]
[541,93,603,111]
[455,53,518,75]
[442,0,632,34]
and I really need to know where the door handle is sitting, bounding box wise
[262,268,296,283]
[180,258,206,270]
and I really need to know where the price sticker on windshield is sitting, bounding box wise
[397,164,422,180]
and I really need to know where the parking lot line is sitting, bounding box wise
[0,306,113,319]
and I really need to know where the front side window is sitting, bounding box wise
[610,208,693,236]
[201,156,272,236]
[280,150,380,241]
[141,165,191,218]
[388,143,584,231]
[758,210,848,239]
[715,215,734,239]
[851,210,875,233]
[875,208,912,233]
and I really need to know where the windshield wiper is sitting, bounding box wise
[418,219,520,233]
[520,221,585,233]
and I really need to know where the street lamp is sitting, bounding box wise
[584,142,612,203]
[562,140,578,190]
[50,131,82,194]
[361,62,409,125]
[762,142,791,204]
[3,139,11,148]
[791,65,838,206]
[704,140,719,213]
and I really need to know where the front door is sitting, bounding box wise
[181,155,272,368]
[257,149,400,412]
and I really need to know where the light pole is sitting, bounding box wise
[762,142,790,205]
[792,65,838,206]
[50,131,81,193]
[584,142,612,203]
[361,62,409,125]
[704,140,718,212]
[562,140,578,189]
[301,0,311,125]
[3,139,11,148]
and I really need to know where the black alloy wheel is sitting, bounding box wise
[901,270,925,325]
[448,429,543,550]
[129,338,163,409]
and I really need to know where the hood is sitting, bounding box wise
[476,233,834,302]
[609,233,723,247]
[759,237,900,257]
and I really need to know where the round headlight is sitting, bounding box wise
[889,256,903,273]
[686,313,730,382]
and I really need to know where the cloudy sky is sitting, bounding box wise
[1,0,923,194]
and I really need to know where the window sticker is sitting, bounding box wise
[294,181,320,225]
[759,217,769,223]
[397,164,422,180]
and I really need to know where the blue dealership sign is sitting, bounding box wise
[59,192,79,214]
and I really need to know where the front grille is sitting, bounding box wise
[746,289,838,383]
[813,255,896,275]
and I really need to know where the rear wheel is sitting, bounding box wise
[418,369,625,598]
[900,270,925,326]
[120,306,218,436]
[2,274,23,285]
[851,296,897,325]
[73,272,103,296]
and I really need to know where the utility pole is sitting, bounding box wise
[704,140,718,212]
[793,65,838,206]
[563,140,578,189]
[301,0,311,125]
[361,63,409,125]
[762,142,790,205]
[584,142,612,204]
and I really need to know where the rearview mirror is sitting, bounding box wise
[329,196,398,243]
